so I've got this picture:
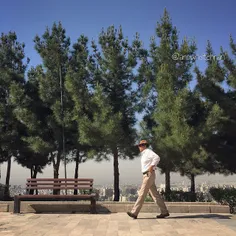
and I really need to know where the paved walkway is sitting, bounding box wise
[0,212,236,236]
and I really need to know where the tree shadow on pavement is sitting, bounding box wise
[137,214,233,220]
[168,214,232,219]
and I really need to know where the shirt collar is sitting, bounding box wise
[140,148,148,153]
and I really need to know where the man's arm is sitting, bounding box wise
[149,150,160,172]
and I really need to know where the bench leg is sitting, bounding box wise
[90,198,97,214]
[14,196,21,214]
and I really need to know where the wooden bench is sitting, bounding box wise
[14,178,97,214]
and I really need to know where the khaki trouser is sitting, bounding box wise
[131,171,168,216]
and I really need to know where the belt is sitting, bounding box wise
[143,170,155,175]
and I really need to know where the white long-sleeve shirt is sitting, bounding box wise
[140,148,160,173]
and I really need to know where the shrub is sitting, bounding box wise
[144,194,153,202]
[161,190,212,202]
[209,187,236,214]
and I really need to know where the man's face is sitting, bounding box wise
[138,144,146,152]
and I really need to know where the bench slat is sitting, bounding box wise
[17,194,95,198]
[27,178,93,181]
[25,178,94,191]
[26,187,93,190]
[26,183,92,186]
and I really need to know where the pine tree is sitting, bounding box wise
[0,32,28,199]
[10,66,52,186]
[195,37,236,174]
[217,36,236,173]
[33,22,71,186]
[138,9,197,195]
[65,35,98,194]
[82,25,141,201]
[168,86,223,199]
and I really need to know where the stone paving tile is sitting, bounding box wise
[0,212,236,236]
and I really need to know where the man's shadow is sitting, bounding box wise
[138,214,232,220]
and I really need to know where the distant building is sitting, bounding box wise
[120,195,127,202]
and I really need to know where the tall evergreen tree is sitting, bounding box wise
[81,25,141,201]
[0,32,28,199]
[10,66,52,184]
[168,86,223,199]
[138,9,197,195]
[65,35,98,194]
[195,37,236,174]
[33,22,72,185]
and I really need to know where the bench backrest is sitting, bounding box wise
[26,178,94,193]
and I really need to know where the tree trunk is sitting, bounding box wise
[52,152,61,195]
[74,151,80,195]
[29,166,38,195]
[3,156,11,200]
[30,167,33,178]
[190,174,195,193]
[190,174,196,202]
[113,148,120,201]
[165,170,171,196]
[29,167,33,195]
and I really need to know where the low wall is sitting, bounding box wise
[0,201,230,214]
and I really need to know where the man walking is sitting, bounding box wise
[127,140,169,219]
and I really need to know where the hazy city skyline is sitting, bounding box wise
[1,157,235,187]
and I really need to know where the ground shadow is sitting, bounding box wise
[168,214,232,219]
[30,204,112,215]
[137,214,233,220]
[33,212,112,215]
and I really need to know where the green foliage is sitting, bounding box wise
[196,37,236,174]
[0,32,28,161]
[169,88,223,179]
[10,67,52,175]
[138,9,197,193]
[65,34,105,175]
[79,85,123,153]
[32,22,74,179]
[138,9,228,196]
[210,187,236,213]
[0,31,29,198]
[10,67,54,154]
[89,25,141,152]
[84,25,143,201]
[144,194,153,202]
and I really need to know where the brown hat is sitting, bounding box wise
[137,140,149,146]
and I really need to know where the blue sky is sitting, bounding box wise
[1,0,235,73]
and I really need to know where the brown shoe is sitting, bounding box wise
[127,212,137,219]
[156,213,169,218]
